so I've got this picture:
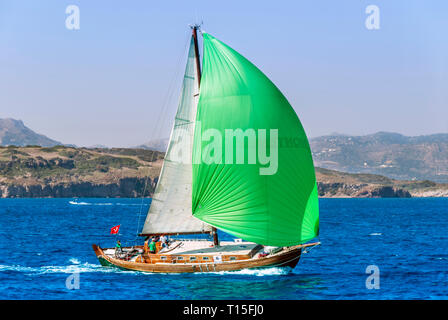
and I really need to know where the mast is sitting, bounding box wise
[191,25,202,88]
[191,25,220,247]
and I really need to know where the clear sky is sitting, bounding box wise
[0,0,447,147]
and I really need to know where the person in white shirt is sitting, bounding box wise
[160,235,168,248]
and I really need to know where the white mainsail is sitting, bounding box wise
[141,37,212,235]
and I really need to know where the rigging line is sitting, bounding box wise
[134,36,190,241]
[134,31,192,241]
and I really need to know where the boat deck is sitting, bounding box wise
[160,240,262,256]
[101,240,264,259]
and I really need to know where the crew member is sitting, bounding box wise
[149,238,157,254]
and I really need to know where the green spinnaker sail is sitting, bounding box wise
[192,33,319,246]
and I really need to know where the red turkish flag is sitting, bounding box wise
[110,225,120,234]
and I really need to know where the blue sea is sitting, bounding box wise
[0,198,446,300]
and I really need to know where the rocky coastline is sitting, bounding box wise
[0,180,412,199]
[317,182,411,198]
[0,177,154,198]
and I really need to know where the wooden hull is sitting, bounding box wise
[92,244,305,273]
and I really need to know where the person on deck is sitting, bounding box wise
[143,239,149,254]
[115,240,122,256]
[160,234,168,248]
[149,238,157,254]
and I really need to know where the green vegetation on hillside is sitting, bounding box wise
[0,146,163,185]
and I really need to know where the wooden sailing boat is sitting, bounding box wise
[92,26,320,273]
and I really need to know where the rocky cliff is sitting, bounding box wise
[0,145,162,198]
[317,182,411,198]
[0,177,155,198]
[315,167,448,198]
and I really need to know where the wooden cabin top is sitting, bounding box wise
[160,240,262,256]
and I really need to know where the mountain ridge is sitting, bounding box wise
[0,118,62,147]
[310,131,448,183]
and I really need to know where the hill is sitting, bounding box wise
[0,146,163,198]
[310,132,448,183]
[0,146,447,198]
[0,118,62,147]
[316,167,448,198]
[136,138,169,152]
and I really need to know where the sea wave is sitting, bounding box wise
[121,266,292,276]
[0,259,117,275]
[207,267,291,276]
[0,259,292,277]
[68,201,91,205]
[69,201,148,206]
